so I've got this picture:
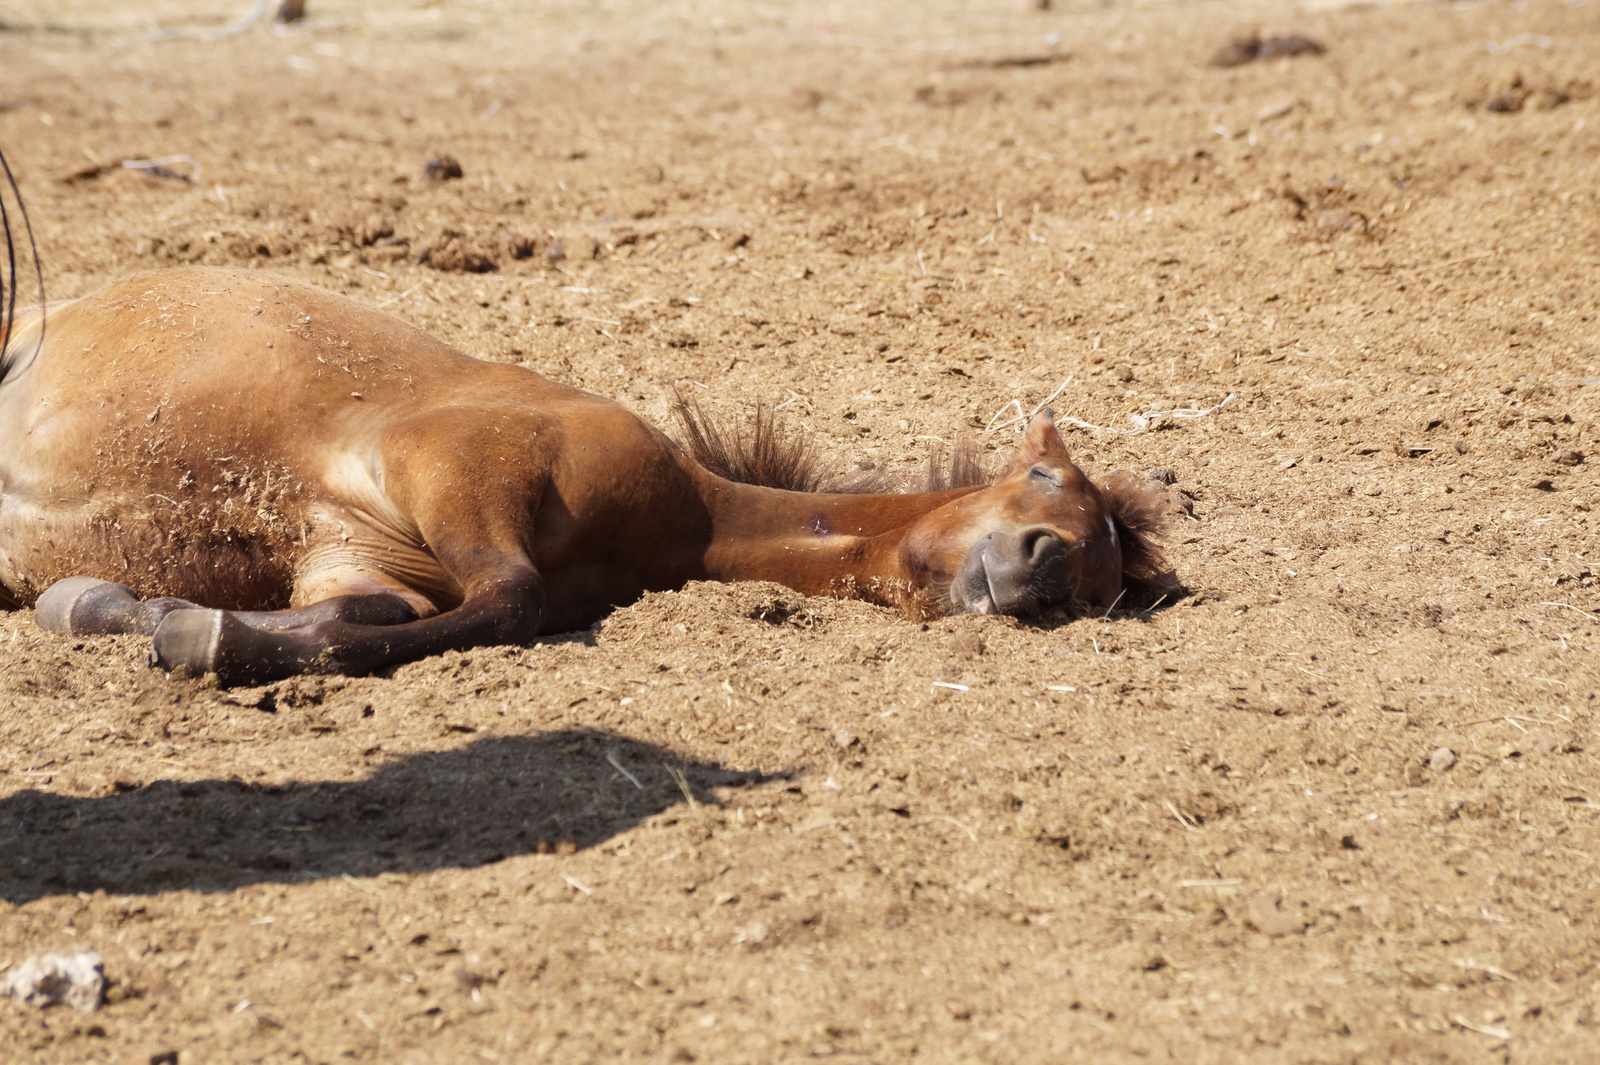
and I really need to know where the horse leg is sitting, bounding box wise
[150,569,544,685]
[34,577,419,637]
[35,577,197,636]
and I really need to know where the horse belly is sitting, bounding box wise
[0,487,306,610]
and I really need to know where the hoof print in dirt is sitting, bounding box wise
[1210,33,1326,68]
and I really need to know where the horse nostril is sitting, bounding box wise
[1021,527,1062,564]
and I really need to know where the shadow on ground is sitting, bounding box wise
[0,729,780,903]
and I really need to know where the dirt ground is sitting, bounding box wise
[1,0,1598,1061]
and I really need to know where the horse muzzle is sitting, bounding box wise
[949,526,1074,616]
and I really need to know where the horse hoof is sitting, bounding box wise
[35,577,139,634]
[150,609,225,676]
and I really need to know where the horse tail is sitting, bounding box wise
[0,146,46,384]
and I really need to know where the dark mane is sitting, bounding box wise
[0,146,46,379]
[672,391,995,495]
[923,439,993,491]
[672,389,832,493]
[1101,471,1176,599]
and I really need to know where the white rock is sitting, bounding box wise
[1430,747,1457,772]
[1,951,105,1012]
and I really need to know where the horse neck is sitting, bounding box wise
[693,471,980,597]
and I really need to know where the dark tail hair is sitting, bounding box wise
[0,147,46,364]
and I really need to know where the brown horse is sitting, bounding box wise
[0,264,1168,685]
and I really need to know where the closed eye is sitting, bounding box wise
[1028,466,1062,488]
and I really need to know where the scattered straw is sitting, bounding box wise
[921,815,978,843]
[1164,801,1199,830]
[932,681,969,692]
[562,874,594,896]
[667,765,698,812]
[376,284,422,308]
[985,377,1075,433]
[1449,714,1563,728]
[1452,1015,1511,1041]
[1539,601,1599,622]
[1054,393,1239,436]
[606,750,643,790]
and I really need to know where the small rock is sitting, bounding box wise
[1454,440,1469,455]
[735,920,770,946]
[1430,747,1457,772]
[1255,98,1297,123]
[1148,467,1179,485]
[1404,764,1425,787]
[1485,90,1526,114]
[1315,208,1355,233]
[832,728,859,750]
[1,951,106,1012]
[424,154,463,181]
[1554,450,1584,467]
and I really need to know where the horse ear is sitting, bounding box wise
[1006,408,1071,474]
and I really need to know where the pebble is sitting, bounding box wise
[1430,747,1457,772]
[0,951,105,1012]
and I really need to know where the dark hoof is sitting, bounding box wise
[150,609,299,685]
[35,577,139,634]
[151,609,225,676]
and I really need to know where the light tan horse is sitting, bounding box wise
[0,263,1168,684]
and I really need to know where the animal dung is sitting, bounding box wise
[1,950,106,1012]
[1209,34,1326,68]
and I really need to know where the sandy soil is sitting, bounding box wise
[1,0,1598,1061]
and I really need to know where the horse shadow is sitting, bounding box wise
[0,729,782,904]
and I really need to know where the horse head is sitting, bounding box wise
[900,410,1169,616]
